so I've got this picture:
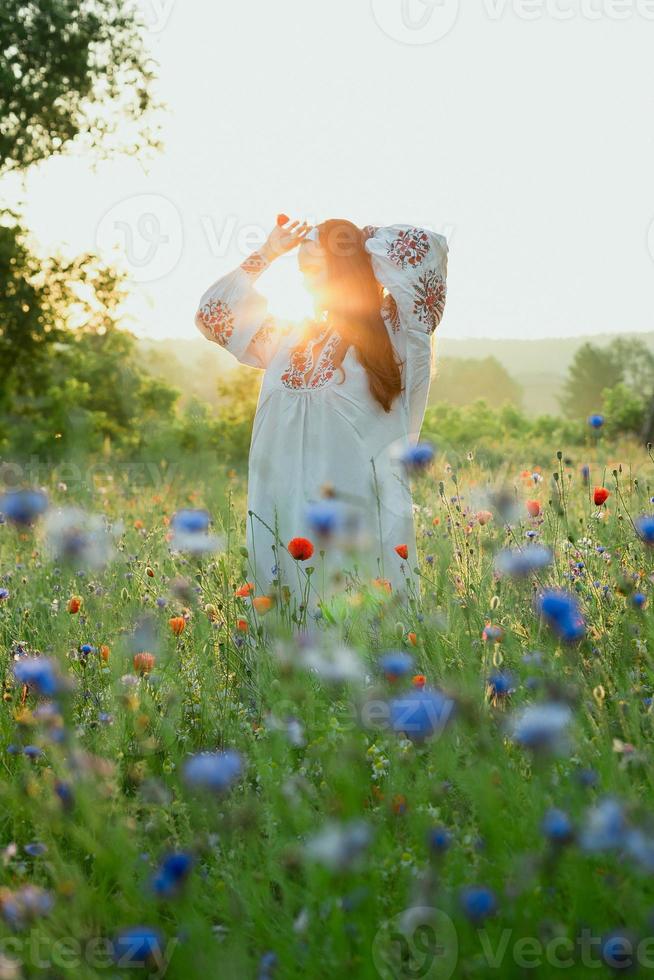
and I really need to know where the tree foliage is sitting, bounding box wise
[0,211,179,460]
[560,338,654,419]
[0,0,160,173]
[431,356,523,409]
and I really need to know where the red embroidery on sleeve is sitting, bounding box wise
[386,228,430,270]
[196,298,235,347]
[240,252,268,277]
[412,270,446,335]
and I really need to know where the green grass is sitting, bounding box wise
[1,437,654,978]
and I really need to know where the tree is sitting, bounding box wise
[0,210,179,460]
[0,0,160,173]
[431,356,523,409]
[559,338,654,420]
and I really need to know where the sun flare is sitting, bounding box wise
[258,255,315,324]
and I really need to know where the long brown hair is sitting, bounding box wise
[312,219,403,413]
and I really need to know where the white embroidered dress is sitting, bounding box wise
[195,225,448,605]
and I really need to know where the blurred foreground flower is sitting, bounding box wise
[588,414,604,429]
[508,702,572,754]
[113,927,165,969]
[43,506,118,570]
[636,514,654,545]
[169,509,223,555]
[494,545,552,578]
[300,642,365,685]
[399,442,434,473]
[14,657,67,698]
[535,589,585,642]
[459,885,497,924]
[379,651,414,681]
[0,489,48,526]
[150,852,193,899]
[389,687,455,743]
[304,819,372,872]
[183,749,243,793]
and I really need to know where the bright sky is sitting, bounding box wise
[4,0,654,340]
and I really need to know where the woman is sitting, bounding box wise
[195,217,448,609]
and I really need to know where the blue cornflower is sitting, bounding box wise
[494,545,552,577]
[389,687,455,743]
[427,826,452,854]
[0,589,9,601]
[183,749,243,793]
[579,798,626,851]
[80,643,94,655]
[113,927,164,967]
[632,592,647,609]
[258,951,278,980]
[151,852,193,898]
[14,657,63,697]
[636,515,654,545]
[171,509,210,534]
[588,414,604,429]
[23,745,43,759]
[535,589,585,642]
[508,702,572,753]
[0,489,48,526]
[601,931,637,971]
[379,651,414,681]
[541,809,574,845]
[24,843,47,857]
[400,442,435,472]
[459,885,497,924]
[305,500,343,538]
[487,673,515,698]
[581,465,590,482]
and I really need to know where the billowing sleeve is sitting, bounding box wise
[194,251,283,370]
[364,225,448,440]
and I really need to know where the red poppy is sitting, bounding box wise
[133,652,156,675]
[412,673,426,689]
[235,582,254,598]
[594,487,610,506]
[288,537,314,561]
[395,544,409,560]
[169,616,186,635]
[526,499,541,517]
[277,213,290,226]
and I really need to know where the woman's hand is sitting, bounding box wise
[260,218,312,263]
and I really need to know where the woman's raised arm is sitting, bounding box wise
[194,219,311,370]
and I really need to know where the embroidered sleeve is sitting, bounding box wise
[364,225,448,337]
[195,252,283,369]
[365,225,449,440]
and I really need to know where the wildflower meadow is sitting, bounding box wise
[2,430,654,978]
